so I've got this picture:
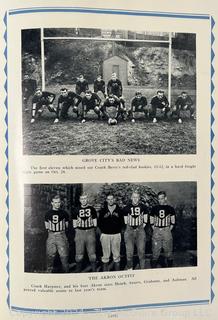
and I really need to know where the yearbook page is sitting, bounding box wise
[0,0,217,319]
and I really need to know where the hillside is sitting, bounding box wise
[22,36,196,89]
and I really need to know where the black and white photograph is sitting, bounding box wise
[24,181,197,273]
[22,28,196,155]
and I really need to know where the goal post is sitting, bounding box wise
[168,32,172,106]
[40,29,172,102]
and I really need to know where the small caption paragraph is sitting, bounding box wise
[23,158,196,175]
[23,274,197,295]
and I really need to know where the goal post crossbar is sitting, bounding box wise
[40,28,172,104]
[43,36,170,43]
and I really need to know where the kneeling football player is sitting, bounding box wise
[81,90,102,123]
[129,91,148,122]
[150,90,170,123]
[57,88,82,121]
[30,88,57,124]
[172,91,195,123]
[102,94,126,124]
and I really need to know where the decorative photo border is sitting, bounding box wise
[3,6,215,314]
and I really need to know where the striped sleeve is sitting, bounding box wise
[122,206,129,225]
[72,208,78,228]
[150,207,155,225]
[170,207,176,225]
[143,205,148,224]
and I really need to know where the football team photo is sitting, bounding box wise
[22,28,196,155]
[24,181,197,273]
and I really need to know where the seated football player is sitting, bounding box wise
[150,90,170,123]
[57,88,82,121]
[75,74,89,97]
[81,90,102,123]
[172,91,195,123]
[129,91,148,122]
[30,88,57,124]
[102,94,126,123]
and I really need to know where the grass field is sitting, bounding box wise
[23,86,196,155]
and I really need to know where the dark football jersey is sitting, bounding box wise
[82,93,101,107]
[32,91,55,105]
[94,80,105,94]
[45,209,69,232]
[131,96,147,108]
[75,80,89,95]
[22,79,37,96]
[58,91,82,106]
[123,203,148,227]
[175,95,193,107]
[107,79,123,97]
[150,205,175,227]
[72,205,97,230]
[151,95,169,108]
[103,97,120,109]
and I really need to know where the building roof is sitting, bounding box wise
[103,55,129,62]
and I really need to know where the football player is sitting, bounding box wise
[129,91,148,122]
[57,88,82,121]
[102,94,126,123]
[173,91,195,123]
[44,195,69,273]
[75,74,89,97]
[94,75,106,97]
[150,191,176,268]
[22,74,37,111]
[107,73,123,98]
[123,192,148,270]
[150,90,170,123]
[98,194,124,271]
[30,88,57,124]
[72,194,97,272]
[81,90,102,122]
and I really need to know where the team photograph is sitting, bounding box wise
[22,28,196,155]
[24,182,197,273]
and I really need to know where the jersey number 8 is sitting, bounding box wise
[52,215,59,223]
[159,210,166,218]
